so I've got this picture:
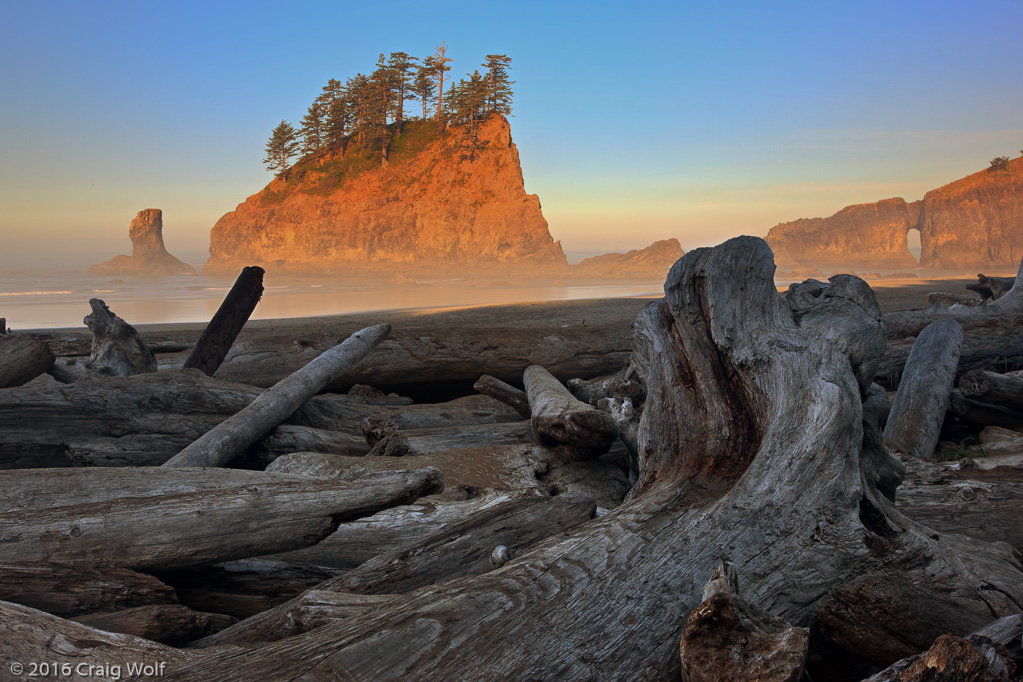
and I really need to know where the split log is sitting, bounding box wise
[9,237,1023,680]
[0,466,442,571]
[367,421,534,457]
[163,323,391,468]
[83,298,158,377]
[679,562,809,682]
[883,318,963,460]
[524,364,619,458]
[73,604,235,646]
[473,374,530,417]
[184,265,264,376]
[950,390,1023,430]
[960,368,1023,412]
[0,333,55,388]
[0,369,392,469]
[0,563,177,617]
[195,494,596,648]
[361,394,522,445]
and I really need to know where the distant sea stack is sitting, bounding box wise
[766,156,1023,271]
[569,239,684,278]
[204,116,566,275]
[89,209,196,276]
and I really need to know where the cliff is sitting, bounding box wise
[765,156,1023,272]
[205,116,566,275]
[918,156,1023,269]
[569,239,684,278]
[90,209,196,276]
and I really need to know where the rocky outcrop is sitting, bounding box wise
[568,238,684,278]
[919,156,1023,269]
[766,198,920,271]
[90,209,196,276]
[204,116,566,275]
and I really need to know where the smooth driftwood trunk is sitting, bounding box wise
[883,319,963,460]
[959,368,1023,411]
[949,390,1023,430]
[72,604,234,646]
[0,466,441,571]
[164,324,391,468]
[524,364,619,458]
[184,266,264,376]
[473,374,531,417]
[0,333,55,388]
[0,563,178,617]
[0,369,393,469]
[195,494,596,648]
[83,298,158,377]
[9,238,1023,680]
[367,421,534,457]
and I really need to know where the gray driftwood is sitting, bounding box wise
[163,323,391,468]
[367,420,534,457]
[473,374,530,417]
[84,298,158,377]
[959,368,1023,411]
[72,605,235,646]
[0,563,177,617]
[883,318,963,460]
[0,334,55,388]
[361,394,522,444]
[524,364,619,458]
[184,266,264,376]
[950,390,1023,430]
[0,466,442,571]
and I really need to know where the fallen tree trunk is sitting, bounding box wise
[0,563,178,617]
[367,421,534,457]
[473,374,531,417]
[0,466,442,571]
[361,394,522,444]
[524,364,619,458]
[949,390,1023,430]
[163,323,391,468]
[0,334,55,388]
[83,298,158,377]
[883,319,962,460]
[9,238,1023,680]
[184,266,264,376]
[959,368,1023,411]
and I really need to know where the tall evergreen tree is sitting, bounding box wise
[367,57,395,165]
[317,77,351,156]
[346,73,372,147]
[448,71,488,160]
[412,61,437,119]
[430,43,453,121]
[299,101,324,156]
[263,120,301,175]
[387,51,418,132]
[482,54,514,116]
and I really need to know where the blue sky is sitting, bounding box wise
[1,0,1021,260]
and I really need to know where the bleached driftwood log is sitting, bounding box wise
[184,265,264,376]
[473,374,531,417]
[83,298,158,377]
[960,368,1023,411]
[524,364,619,458]
[163,324,391,468]
[0,333,55,388]
[883,319,963,460]
[8,237,1023,679]
[0,467,441,571]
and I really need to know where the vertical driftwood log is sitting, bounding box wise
[0,334,55,388]
[83,298,158,377]
[473,374,531,417]
[8,237,1023,680]
[163,324,391,468]
[184,266,264,376]
[883,318,963,460]
[524,364,619,458]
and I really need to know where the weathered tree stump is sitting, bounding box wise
[184,266,264,376]
[83,298,158,377]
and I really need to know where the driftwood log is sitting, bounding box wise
[72,604,234,646]
[473,374,530,417]
[524,364,619,458]
[83,298,158,377]
[0,333,55,388]
[949,390,1023,431]
[163,323,391,468]
[0,563,177,617]
[367,420,534,457]
[184,265,264,376]
[883,318,962,460]
[960,368,1023,412]
[361,394,521,444]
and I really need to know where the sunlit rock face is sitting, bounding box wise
[569,238,684,278]
[204,116,567,276]
[918,156,1023,269]
[766,198,920,271]
[89,209,196,276]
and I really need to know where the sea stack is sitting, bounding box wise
[89,209,196,276]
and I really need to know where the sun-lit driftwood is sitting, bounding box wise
[524,364,619,458]
[184,266,264,376]
[959,368,1023,412]
[949,390,1023,430]
[367,421,534,457]
[83,298,158,377]
[72,604,235,646]
[883,319,962,460]
[361,394,522,445]
[0,563,178,617]
[0,466,442,571]
[473,374,531,417]
[163,324,391,468]
[0,334,55,388]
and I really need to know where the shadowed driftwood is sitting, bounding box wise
[72,605,235,646]
[367,421,534,457]
[164,324,391,468]
[0,333,55,388]
[0,563,177,617]
[6,237,1023,679]
[949,390,1023,431]
[960,368,1023,412]
[883,319,962,460]
[184,266,264,376]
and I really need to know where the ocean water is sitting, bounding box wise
[0,252,664,331]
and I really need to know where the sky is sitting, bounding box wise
[1,0,1021,262]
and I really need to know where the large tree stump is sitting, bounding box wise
[184,266,264,376]
[0,334,55,388]
[883,318,963,460]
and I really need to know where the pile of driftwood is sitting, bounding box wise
[2,242,1022,681]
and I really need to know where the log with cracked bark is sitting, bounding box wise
[0,333,55,388]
